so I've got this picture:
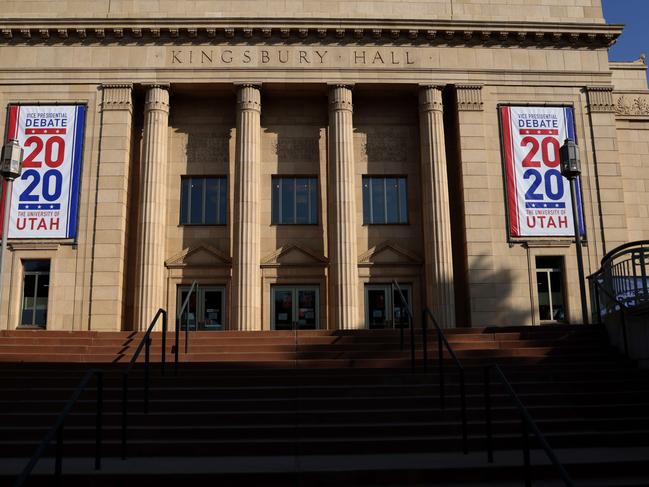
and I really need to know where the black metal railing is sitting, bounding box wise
[121,308,168,459]
[591,279,630,356]
[175,280,198,369]
[484,364,574,487]
[423,307,468,454]
[391,281,416,371]
[13,369,104,487]
[589,240,649,315]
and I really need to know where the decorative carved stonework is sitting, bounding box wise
[456,84,483,111]
[615,95,649,117]
[361,136,407,163]
[586,86,615,113]
[101,83,133,110]
[418,85,444,113]
[273,138,320,162]
[186,135,230,163]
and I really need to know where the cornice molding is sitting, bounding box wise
[0,19,622,48]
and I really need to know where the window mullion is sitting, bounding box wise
[368,178,373,224]
[201,178,207,224]
[547,270,554,319]
[383,178,388,224]
[278,179,283,224]
[32,273,38,326]
[187,178,192,225]
[294,178,298,223]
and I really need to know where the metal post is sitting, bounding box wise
[438,330,444,411]
[422,311,428,373]
[569,177,589,326]
[184,309,189,354]
[0,179,13,312]
[484,366,493,463]
[409,307,415,372]
[55,424,63,485]
[459,368,468,454]
[121,372,128,460]
[95,371,103,470]
[522,419,532,487]
[161,310,167,376]
[144,336,150,413]
[594,281,602,326]
[174,315,180,374]
[620,307,629,358]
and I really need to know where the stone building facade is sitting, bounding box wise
[0,0,647,331]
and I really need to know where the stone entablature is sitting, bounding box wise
[0,20,621,48]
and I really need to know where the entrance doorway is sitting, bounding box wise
[364,283,411,329]
[20,260,50,328]
[271,286,319,330]
[177,285,226,331]
[535,257,566,323]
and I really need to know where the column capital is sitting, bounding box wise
[144,84,170,113]
[584,86,615,113]
[100,83,133,111]
[236,84,261,112]
[418,85,444,113]
[328,85,353,113]
[456,84,484,111]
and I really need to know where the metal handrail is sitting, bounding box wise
[13,369,104,487]
[590,240,649,311]
[121,307,168,459]
[484,364,575,487]
[175,280,198,367]
[391,281,416,372]
[423,307,468,454]
[589,278,630,357]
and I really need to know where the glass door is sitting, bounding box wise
[364,283,411,329]
[21,260,50,328]
[536,257,566,323]
[177,286,226,331]
[271,286,319,330]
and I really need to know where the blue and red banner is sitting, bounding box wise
[0,105,85,239]
[500,105,584,238]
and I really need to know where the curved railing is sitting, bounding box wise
[589,240,649,314]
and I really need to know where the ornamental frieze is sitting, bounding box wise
[615,95,649,117]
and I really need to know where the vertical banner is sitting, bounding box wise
[0,105,86,239]
[500,105,584,238]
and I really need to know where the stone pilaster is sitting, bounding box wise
[232,84,262,330]
[134,84,169,330]
[584,86,628,252]
[328,85,360,329]
[419,85,456,328]
[90,83,133,331]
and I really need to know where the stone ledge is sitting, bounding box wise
[0,19,622,48]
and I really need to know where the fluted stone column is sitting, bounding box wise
[134,84,169,330]
[232,85,262,330]
[328,85,360,329]
[419,86,456,328]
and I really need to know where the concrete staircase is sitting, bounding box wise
[2,326,649,486]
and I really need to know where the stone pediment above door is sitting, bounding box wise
[165,244,232,268]
[261,244,328,268]
[358,241,422,266]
